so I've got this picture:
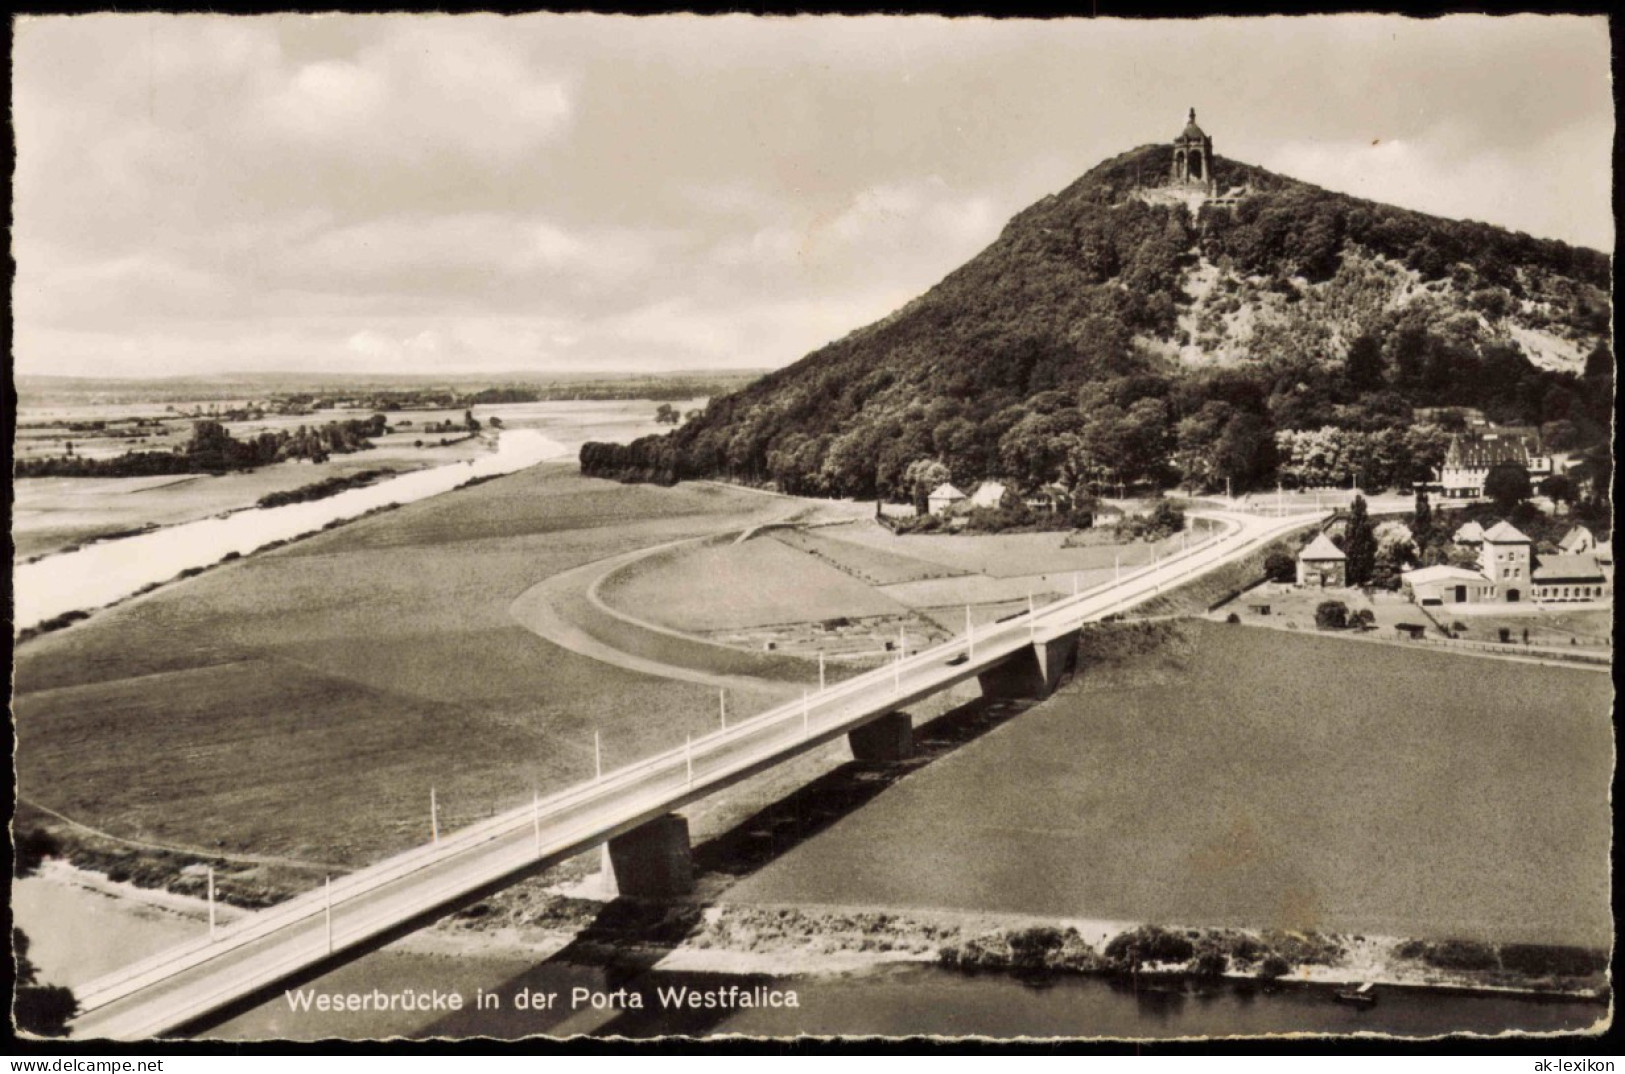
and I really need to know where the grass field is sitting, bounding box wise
[820,519,1156,579]
[12,466,794,869]
[599,537,908,632]
[768,527,965,585]
[722,620,1613,948]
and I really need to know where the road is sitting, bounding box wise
[68,507,1321,1040]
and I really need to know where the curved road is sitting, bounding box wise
[69,507,1321,1040]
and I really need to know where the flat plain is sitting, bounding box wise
[12,466,794,868]
[722,620,1614,948]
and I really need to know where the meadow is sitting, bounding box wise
[600,537,908,632]
[814,519,1160,579]
[723,620,1614,948]
[12,466,794,870]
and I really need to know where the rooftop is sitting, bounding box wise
[1299,533,1346,561]
[1482,520,1532,544]
[1532,554,1607,583]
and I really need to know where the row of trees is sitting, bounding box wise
[16,416,390,479]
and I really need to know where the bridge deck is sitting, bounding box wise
[68,508,1320,1039]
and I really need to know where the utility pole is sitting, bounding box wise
[802,689,811,738]
[594,731,602,781]
[720,689,727,731]
[966,605,974,658]
[430,788,438,845]
[818,651,826,691]
[207,866,216,941]
[325,875,333,954]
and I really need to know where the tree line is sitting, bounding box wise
[15,415,390,479]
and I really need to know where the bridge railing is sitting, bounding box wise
[72,507,1325,1027]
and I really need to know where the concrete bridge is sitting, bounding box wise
[67,508,1321,1039]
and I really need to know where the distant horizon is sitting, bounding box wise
[14,14,1612,379]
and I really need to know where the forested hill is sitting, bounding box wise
[581,143,1612,500]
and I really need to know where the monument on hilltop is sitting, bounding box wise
[1170,107,1217,196]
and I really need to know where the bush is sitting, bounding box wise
[1498,944,1607,978]
[1353,608,1376,629]
[1420,939,1498,972]
[1225,612,1241,624]
[1257,954,1290,980]
[1263,549,1297,583]
[1193,951,1228,979]
[1314,600,1350,630]
[1104,925,1195,967]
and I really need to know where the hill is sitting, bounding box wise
[581,143,1612,500]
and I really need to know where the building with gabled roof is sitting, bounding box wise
[968,480,1012,510]
[1452,520,1486,546]
[926,482,967,516]
[1559,525,1597,554]
[1435,433,1555,499]
[1296,532,1347,587]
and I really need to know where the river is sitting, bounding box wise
[201,949,1606,1040]
[12,429,570,630]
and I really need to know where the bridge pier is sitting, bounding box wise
[600,813,694,899]
[848,711,913,762]
[977,630,1080,700]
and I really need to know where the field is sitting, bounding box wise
[601,537,908,632]
[816,518,1161,579]
[722,620,1613,948]
[11,399,679,562]
[11,466,796,869]
[769,527,965,586]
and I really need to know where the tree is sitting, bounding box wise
[1483,461,1532,514]
[1410,487,1434,554]
[1538,473,1577,506]
[654,403,680,425]
[1264,548,1296,583]
[1344,332,1385,392]
[13,929,77,1036]
[464,409,482,433]
[13,828,60,878]
[901,458,951,516]
[1343,495,1377,587]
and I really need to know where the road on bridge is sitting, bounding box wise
[69,507,1321,1040]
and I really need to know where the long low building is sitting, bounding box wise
[1403,564,1500,606]
[1531,554,1610,602]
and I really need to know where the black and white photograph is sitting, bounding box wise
[8,12,1615,1044]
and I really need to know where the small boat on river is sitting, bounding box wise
[1334,981,1378,1008]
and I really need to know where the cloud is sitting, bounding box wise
[10,14,1613,380]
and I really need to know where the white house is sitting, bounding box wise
[1451,520,1486,546]
[1559,525,1597,554]
[1296,533,1347,587]
[968,480,1012,510]
[926,482,967,516]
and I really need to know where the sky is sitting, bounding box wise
[10,14,1614,380]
